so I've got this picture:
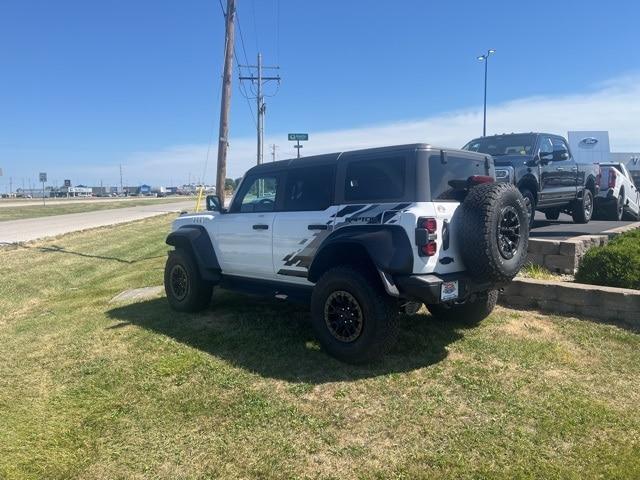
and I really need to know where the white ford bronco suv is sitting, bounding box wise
[164,144,529,363]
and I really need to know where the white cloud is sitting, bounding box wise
[109,73,640,184]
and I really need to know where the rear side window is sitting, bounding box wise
[429,155,488,202]
[345,157,405,201]
[283,165,335,211]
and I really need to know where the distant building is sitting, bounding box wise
[57,186,92,197]
[568,131,640,185]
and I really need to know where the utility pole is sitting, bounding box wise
[9,177,12,196]
[215,0,236,202]
[270,144,278,162]
[240,53,280,165]
[119,164,124,194]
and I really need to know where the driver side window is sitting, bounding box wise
[236,175,279,213]
[539,136,553,155]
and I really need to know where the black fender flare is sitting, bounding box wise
[307,225,414,282]
[166,226,221,282]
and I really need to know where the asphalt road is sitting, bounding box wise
[0,201,193,244]
[0,196,195,208]
[529,212,635,240]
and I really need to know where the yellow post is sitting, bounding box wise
[195,185,205,212]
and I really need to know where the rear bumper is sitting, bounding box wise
[394,272,497,305]
[596,188,616,200]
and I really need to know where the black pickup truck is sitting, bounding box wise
[463,133,600,226]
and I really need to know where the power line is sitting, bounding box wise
[234,7,251,67]
[275,0,280,65]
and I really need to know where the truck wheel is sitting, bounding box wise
[458,183,529,284]
[426,290,498,326]
[607,193,624,221]
[164,249,213,312]
[310,266,398,364]
[571,189,594,224]
[544,209,560,220]
[519,188,536,228]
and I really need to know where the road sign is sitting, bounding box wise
[64,179,71,187]
[39,172,47,182]
[288,133,308,141]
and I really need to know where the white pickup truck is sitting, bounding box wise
[595,162,640,220]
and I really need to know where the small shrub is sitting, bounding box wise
[575,229,640,289]
[520,263,560,281]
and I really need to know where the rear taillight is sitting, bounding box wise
[468,175,494,185]
[416,217,438,257]
[608,169,617,189]
[419,217,437,233]
[421,242,437,256]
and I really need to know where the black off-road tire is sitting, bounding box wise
[310,266,398,364]
[426,290,498,326]
[544,209,561,220]
[164,248,213,312]
[458,183,529,284]
[571,189,594,224]
[519,188,537,228]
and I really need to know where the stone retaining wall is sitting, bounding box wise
[526,222,640,274]
[501,277,640,329]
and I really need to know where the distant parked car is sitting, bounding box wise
[595,163,640,220]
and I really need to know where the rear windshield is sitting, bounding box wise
[463,134,536,156]
[429,154,489,202]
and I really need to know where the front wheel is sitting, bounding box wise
[426,290,498,326]
[571,189,594,224]
[164,249,213,312]
[310,266,398,364]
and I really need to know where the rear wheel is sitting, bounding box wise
[164,249,213,312]
[426,290,498,326]
[571,189,594,224]
[544,209,560,220]
[311,266,398,364]
[606,193,624,221]
[519,188,536,228]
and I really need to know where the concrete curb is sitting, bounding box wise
[500,277,640,329]
[526,221,640,273]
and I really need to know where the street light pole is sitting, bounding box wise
[477,49,496,137]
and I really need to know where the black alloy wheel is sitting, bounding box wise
[497,205,521,260]
[324,290,364,343]
[169,264,189,301]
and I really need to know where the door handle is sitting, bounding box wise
[556,167,565,171]
[308,224,328,230]
[571,167,578,172]
[252,224,269,230]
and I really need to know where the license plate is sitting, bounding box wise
[441,280,459,301]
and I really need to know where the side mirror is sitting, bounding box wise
[539,152,553,164]
[205,194,222,212]
[554,150,569,161]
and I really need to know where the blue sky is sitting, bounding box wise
[1,0,639,188]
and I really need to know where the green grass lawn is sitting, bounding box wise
[1,216,639,479]
[0,196,195,221]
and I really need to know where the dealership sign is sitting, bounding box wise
[579,137,599,148]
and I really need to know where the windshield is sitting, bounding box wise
[463,134,536,157]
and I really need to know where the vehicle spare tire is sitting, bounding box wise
[458,183,529,283]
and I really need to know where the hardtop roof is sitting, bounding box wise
[245,143,487,176]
